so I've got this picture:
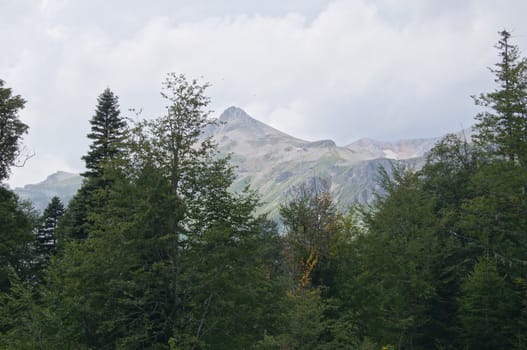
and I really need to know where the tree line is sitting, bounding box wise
[0,30,526,349]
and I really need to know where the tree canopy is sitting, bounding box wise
[0,79,28,182]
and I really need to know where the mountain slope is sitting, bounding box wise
[347,137,440,160]
[347,128,473,160]
[206,107,395,216]
[15,106,446,216]
[14,171,82,212]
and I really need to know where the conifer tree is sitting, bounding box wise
[458,257,515,349]
[35,197,64,269]
[60,88,125,241]
[81,88,126,178]
[473,30,527,164]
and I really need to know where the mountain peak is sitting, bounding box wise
[216,106,289,138]
[44,171,79,184]
[219,106,253,122]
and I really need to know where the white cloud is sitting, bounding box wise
[3,0,527,186]
[46,25,68,41]
[8,153,80,189]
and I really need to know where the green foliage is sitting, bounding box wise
[359,168,446,348]
[40,74,290,349]
[473,30,527,164]
[282,289,326,349]
[60,89,126,242]
[82,88,126,178]
[0,79,28,182]
[280,177,344,292]
[0,187,35,291]
[458,256,516,349]
[34,196,64,274]
[57,183,93,241]
[58,89,126,242]
[0,268,46,349]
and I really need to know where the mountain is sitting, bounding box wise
[347,127,473,161]
[15,106,447,216]
[203,107,411,216]
[347,137,441,160]
[14,171,83,212]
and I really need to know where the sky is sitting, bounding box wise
[2,0,527,187]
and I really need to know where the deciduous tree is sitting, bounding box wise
[0,79,28,182]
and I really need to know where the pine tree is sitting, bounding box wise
[0,79,28,182]
[35,197,64,269]
[81,88,126,178]
[473,30,527,164]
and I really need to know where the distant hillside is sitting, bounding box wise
[14,171,83,212]
[15,107,455,215]
[347,137,440,160]
[347,128,473,160]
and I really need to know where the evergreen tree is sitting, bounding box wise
[0,79,28,182]
[473,30,527,164]
[0,266,45,348]
[362,168,442,348]
[458,256,515,349]
[81,87,126,178]
[60,88,125,241]
[35,196,64,270]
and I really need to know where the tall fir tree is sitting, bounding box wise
[60,88,126,241]
[81,87,126,178]
[35,196,64,270]
[473,30,527,164]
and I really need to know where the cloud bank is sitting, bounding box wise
[2,0,527,186]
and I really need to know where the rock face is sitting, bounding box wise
[15,106,451,215]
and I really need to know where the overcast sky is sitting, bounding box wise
[3,0,527,187]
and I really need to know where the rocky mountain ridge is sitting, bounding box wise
[15,107,455,214]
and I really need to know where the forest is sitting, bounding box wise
[1,30,527,349]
